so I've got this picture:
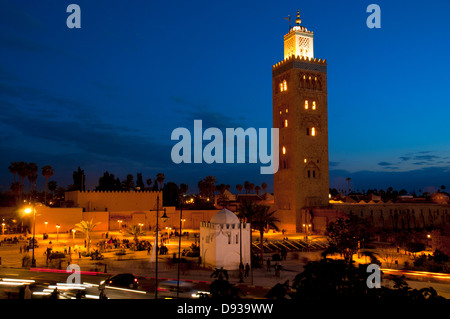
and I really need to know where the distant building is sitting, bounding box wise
[272,10,330,233]
[200,208,251,270]
[270,11,450,235]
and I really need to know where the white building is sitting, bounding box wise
[200,208,251,270]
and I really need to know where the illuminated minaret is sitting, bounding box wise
[272,10,329,233]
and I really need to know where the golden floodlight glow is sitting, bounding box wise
[283,80,287,91]
[304,100,308,109]
[284,119,288,128]
[282,146,286,155]
[24,207,32,214]
[304,159,307,163]
[312,101,316,110]
[311,127,316,136]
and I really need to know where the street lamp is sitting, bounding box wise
[155,196,168,299]
[138,223,144,232]
[56,224,60,242]
[117,220,123,231]
[24,205,36,267]
[72,229,76,241]
[1,222,5,235]
[165,226,172,243]
[44,221,48,234]
[177,199,183,298]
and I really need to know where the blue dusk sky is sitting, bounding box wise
[1,0,450,194]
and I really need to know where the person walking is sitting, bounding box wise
[24,285,32,299]
[244,263,250,277]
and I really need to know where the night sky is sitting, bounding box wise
[1,0,450,195]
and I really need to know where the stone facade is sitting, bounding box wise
[64,190,161,212]
[272,18,329,233]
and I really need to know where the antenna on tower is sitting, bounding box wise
[284,15,291,31]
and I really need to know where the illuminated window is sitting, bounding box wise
[304,159,307,163]
[282,146,286,155]
[283,80,287,91]
[284,119,288,128]
[311,127,316,136]
[285,108,288,113]
[279,83,283,92]
[304,100,309,110]
[312,101,316,110]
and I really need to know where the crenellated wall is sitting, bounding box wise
[65,190,162,212]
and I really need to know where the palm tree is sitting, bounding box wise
[8,162,19,183]
[236,184,243,194]
[255,186,261,196]
[48,181,57,204]
[198,176,217,201]
[346,177,351,195]
[41,165,54,205]
[209,267,243,299]
[26,163,38,201]
[17,161,28,202]
[261,182,268,194]
[179,183,188,195]
[146,178,152,190]
[75,220,100,254]
[156,173,165,190]
[239,202,279,264]
[243,181,250,194]
[126,225,146,247]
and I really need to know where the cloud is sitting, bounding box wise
[170,96,247,129]
[399,156,410,161]
[329,161,340,167]
[413,155,439,161]
[378,161,392,167]
[330,166,450,193]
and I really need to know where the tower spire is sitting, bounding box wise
[295,9,301,25]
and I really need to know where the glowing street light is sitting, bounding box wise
[155,197,168,299]
[24,205,36,267]
[56,224,60,241]
[44,221,48,234]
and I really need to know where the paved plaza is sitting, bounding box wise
[1,230,450,298]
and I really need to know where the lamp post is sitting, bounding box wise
[1,222,5,235]
[155,195,168,299]
[177,199,183,298]
[165,227,172,243]
[44,221,48,234]
[56,224,60,242]
[238,216,244,283]
[24,204,36,267]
